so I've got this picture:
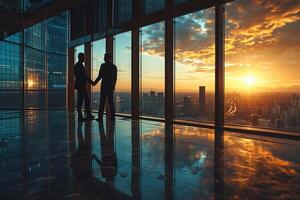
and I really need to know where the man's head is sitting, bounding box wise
[78,53,85,63]
[104,53,112,63]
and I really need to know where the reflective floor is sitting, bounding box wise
[0,110,300,200]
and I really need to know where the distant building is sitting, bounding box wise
[150,91,155,97]
[258,119,271,127]
[276,119,285,129]
[251,114,259,126]
[199,86,205,118]
[157,92,164,99]
[183,96,193,116]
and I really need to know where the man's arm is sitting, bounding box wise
[85,74,93,85]
[93,64,103,85]
[113,65,117,90]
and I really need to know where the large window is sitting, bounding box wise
[114,32,132,114]
[225,0,300,131]
[175,8,215,122]
[92,39,106,111]
[140,22,165,118]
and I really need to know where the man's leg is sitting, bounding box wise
[77,89,84,120]
[98,90,107,121]
[83,89,94,119]
[108,91,115,120]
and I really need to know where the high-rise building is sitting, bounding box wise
[183,96,193,116]
[199,86,205,118]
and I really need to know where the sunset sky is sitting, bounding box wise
[82,0,300,94]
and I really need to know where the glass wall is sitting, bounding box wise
[175,8,215,122]
[114,32,132,114]
[92,39,106,111]
[0,33,22,109]
[140,21,165,118]
[0,12,68,110]
[225,0,300,131]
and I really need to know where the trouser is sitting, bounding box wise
[77,88,91,117]
[98,89,115,118]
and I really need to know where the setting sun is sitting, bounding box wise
[28,79,34,89]
[244,75,256,86]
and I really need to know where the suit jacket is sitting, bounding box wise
[74,62,93,90]
[98,62,117,91]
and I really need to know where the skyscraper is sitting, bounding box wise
[199,86,206,118]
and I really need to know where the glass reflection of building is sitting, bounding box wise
[0,11,68,109]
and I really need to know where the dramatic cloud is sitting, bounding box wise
[225,0,300,56]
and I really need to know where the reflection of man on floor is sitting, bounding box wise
[93,53,117,121]
[93,120,117,185]
[71,121,92,179]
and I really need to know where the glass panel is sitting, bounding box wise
[175,8,215,122]
[225,0,300,131]
[25,91,46,109]
[143,0,165,14]
[47,53,67,90]
[115,0,132,24]
[140,21,165,118]
[115,31,131,114]
[25,22,45,51]
[25,47,46,90]
[46,13,68,55]
[0,91,23,109]
[48,90,66,109]
[0,41,22,90]
[92,39,106,111]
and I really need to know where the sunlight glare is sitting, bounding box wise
[244,75,256,86]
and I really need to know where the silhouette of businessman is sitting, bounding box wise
[93,53,117,121]
[74,53,94,121]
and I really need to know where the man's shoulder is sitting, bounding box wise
[74,62,81,68]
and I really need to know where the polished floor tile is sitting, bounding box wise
[0,110,299,200]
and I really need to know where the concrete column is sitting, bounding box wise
[165,18,174,122]
[84,42,92,100]
[131,28,140,119]
[215,3,225,129]
[105,35,114,116]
